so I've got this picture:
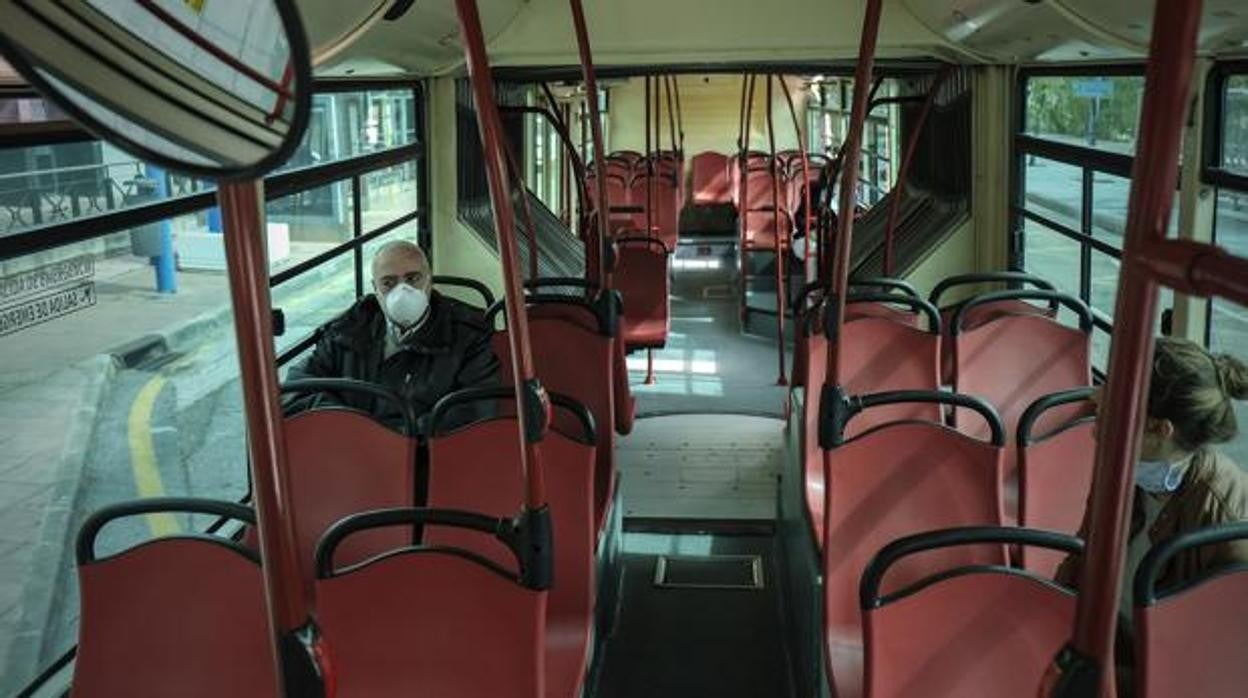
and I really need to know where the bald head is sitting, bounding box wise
[371,240,431,297]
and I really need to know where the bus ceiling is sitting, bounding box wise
[297,0,1248,78]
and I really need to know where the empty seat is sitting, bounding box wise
[424,387,597,698]
[488,291,627,529]
[434,274,496,309]
[277,380,418,594]
[1018,388,1097,577]
[952,290,1093,522]
[1135,522,1248,698]
[72,499,277,697]
[929,272,1057,385]
[691,151,732,205]
[316,508,547,698]
[837,294,943,438]
[821,391,1008,698]
[801,321,828,544]
[862,527,1083,698]
[614,237,671,350]
[629,171,679,249]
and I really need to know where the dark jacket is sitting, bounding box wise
[283,290,500,433]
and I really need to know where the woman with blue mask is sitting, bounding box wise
[1059,337,1248,696]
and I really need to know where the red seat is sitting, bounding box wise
[72,500,276,698]
[316,509,547,698]
[614,237,670,350]
[423,391,597,698]
[629,171,679,249]
[838,294,943,439]
[1018,388,1097,577]
[1135,523,1248,698]
[929,272,1058,385]
[952,290,1093,523]
[821,391,1008,698]
[276,380,417,595]
[862,527,1083,698]
[691,151,731,205]
[489,294,627,529]
[801,323,828,545]
[730,150,769,208]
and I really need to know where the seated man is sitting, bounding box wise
[284,240,499,433]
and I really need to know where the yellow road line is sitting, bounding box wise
[128,375,180,536]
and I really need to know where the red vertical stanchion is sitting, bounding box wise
[883,66,951,277]
[778,76,813,285]
[1043,1,1203,696]
[766,75,788,386]
[740,74,757,325]
[567,0,611,290]
[824,0,882,389]
[219,180,326,697]
[453,0,548,511]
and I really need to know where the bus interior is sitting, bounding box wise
[1,0,1247,696]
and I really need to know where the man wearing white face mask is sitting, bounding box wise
[284,240,500,432]
[1058,337,1248,696]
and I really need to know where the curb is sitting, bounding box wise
[3,353,119,689]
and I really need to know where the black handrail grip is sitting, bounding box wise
[929,272,1055,307]
[486,293,618,337]
[1135,521,1248,605]
[844,390,1006,447]
[845,292,942,335]
[794,281,825,312]
[614,236,671,255]
[315,507,511,578]
[524,277,599,291]
[860,526,1084,610]
[951,289,1093,335]
[281,378,419,437]
[77,498,255,565]
[427,386,597,445]
[851,277,920,299]
[433,275,496,309]
[1017,387,1097,446]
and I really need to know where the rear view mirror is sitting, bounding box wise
[0,0,312,180]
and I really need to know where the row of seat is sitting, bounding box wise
[586,149,683,249]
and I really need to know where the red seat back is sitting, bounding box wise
[803,329,828,546]
[614,238,671,349]
[838,295,943,439]
[691,151,731,205]
[952,291,1092,519]
[862,528,1082,698]
[316,514,545,698]
[282,408,416,595]
[1018,389,1097,577]
[1136,523,1248,698]
[72,500,275,698]
[742,164,782,212]
[491,302,620,526]
[425,399,596,641]
[822,394,1006,696]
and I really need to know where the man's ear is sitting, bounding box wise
[1144,417,1175,440]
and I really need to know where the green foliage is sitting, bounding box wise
[1026,76,1144,147]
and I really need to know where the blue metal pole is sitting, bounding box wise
[207,206,223,233]
[145,164,177,293]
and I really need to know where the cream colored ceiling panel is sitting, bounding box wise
[1054,0,1248,56]
[487,0,958,68]
[303,0,525,77]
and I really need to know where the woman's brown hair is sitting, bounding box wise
[1148,337,1248,452]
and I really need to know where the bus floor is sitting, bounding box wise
[591,526,797,698]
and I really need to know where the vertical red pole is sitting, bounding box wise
[778,76,814,284]
[645,75,654,241]
[454,0,547,509]
[883,67,951,277]
[825,0,882,388]
[1044,1,1202,695]
[741,74,757,324]
[218,180,317,696]
[568,0,611,290]
[766,75,788,386]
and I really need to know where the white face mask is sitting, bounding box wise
[383,283,429,329]
[1135,457,1188,494]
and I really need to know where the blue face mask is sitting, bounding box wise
[1134,457,1188,494]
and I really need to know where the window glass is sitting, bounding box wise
[1022,220,1082,298]
[1223,75,1248,177]
[1093,325,1113,372]
[1089,249,1121,319]
[1024,76,1144,155]
[361,161,419,233]
[0,142,212,237]
[1208,300,1247,470]
[272,247,357,356]
[267,180,355,250]
[0,229,247,696]
[278,88,418,172]
[1023,156,1083,231]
